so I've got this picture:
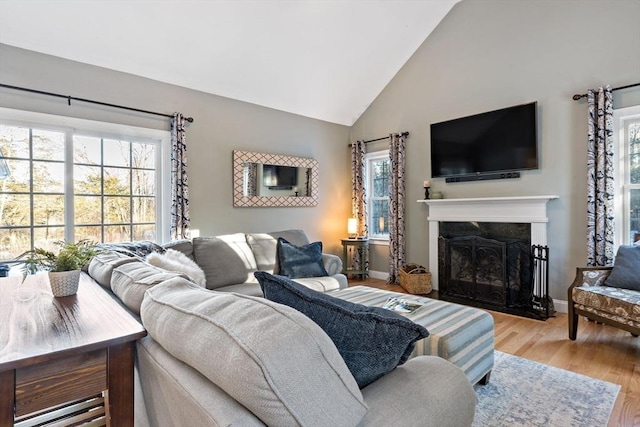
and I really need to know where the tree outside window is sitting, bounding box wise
[627,119,640,243]
[614,106,640,245]
[366,151,389,240]
[0,118,165,262]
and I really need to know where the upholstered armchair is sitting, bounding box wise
[568,266,640,340]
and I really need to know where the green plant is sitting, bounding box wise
[16,240,100,275]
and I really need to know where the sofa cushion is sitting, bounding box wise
[111,261,185,315]
[162,239,194,260]
[277,237,328,279]
[137,337,266,427]
[193,234,258,289]
[572,284,640,325]
[246,229,311,273]
[141,277,367,427]
[147,249,206,287]
[294,276,346,292]
[256,272,430,388]
[605,245,640,291]
[87,251,138,289]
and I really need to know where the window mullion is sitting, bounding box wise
[28,128,35,250]
[64,129,75,242]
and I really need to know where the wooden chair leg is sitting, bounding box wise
[569,309,578,341]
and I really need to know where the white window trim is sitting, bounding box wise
[0,107,171,244]
[365,149,389,245]
[613,104,640,247]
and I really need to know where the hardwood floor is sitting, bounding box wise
[349,277,640,427]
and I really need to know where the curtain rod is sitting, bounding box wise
[348,131,409,147]
[572,82,640,101]
[0,83,194,123]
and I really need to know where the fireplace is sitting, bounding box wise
[437,225,544,318]
[418,196,558,318]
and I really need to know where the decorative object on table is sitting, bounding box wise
[16,239,100,297]
[382,296,424,313]
[347,217,358,238]
[423,180,431,199]
[431,191,443,199]
[398,263,432,294]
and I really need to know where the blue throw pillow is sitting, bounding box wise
[255,271,429,388]
[604,245,640,291]
[276,237,328,279]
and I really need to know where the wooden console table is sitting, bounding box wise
[0,272,146,426]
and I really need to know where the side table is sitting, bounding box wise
[341,238,369,279]
[0,272,146,426]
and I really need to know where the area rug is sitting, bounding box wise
[473,351,620,427]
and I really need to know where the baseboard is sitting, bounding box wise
[553,299,568,314]
[368,270,389,281]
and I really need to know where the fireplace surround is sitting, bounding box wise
[418,196,558,317]
[418,196,558,285]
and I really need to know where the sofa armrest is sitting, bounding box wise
[322,253,343,275]
[359,356,476,427]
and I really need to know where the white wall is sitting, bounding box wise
[0,43,353,256]
[350,0,640,299]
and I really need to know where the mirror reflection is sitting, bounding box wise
[233,150,318,207]
[243,163,311,197]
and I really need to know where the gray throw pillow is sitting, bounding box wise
[604,245,640,291]
[255,271,429,388]
[277,237,328,278]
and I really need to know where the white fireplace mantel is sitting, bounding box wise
[417,195,559,290]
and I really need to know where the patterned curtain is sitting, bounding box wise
[587,86,615,266]
[351,140,368,237]
[170,113,191,240]
[388,133,407,283]
[351,140,368,271]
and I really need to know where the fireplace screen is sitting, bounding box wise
[438,234,550,319]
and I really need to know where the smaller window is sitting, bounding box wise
[614,106,640,246]
[365,150,389,242]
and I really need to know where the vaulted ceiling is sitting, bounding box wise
[0,0,459,125]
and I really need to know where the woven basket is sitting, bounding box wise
[398,263,432,294]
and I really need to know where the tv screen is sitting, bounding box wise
[263,164,297,189]
[430,102,538,179]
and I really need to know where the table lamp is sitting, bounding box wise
[347,218,358,238]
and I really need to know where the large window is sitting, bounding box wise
[365,150,389,242]
[614,105,640,245]
[0,109,170,262]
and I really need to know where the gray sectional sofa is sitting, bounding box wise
[163,229,348,294]
[85,229,476,426]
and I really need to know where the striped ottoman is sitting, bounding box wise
[330,286,494,385]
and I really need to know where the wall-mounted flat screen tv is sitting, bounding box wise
[263,164,297,189]
[430,102,538,179]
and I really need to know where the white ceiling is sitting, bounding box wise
[0,0,459,126]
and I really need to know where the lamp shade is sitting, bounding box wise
[347,218,358,237]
